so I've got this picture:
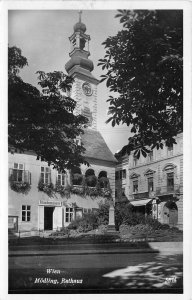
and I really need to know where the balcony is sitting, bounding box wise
[156,185,180,196]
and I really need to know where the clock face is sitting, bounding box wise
[82,82,92,96]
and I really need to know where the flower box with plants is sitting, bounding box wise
[54,182,71,198]
[101,187,112,197]
[71,185,85,195]
[9,176,31,194]
[86,186,100,197]
[38,179,54,197]
[99,177,111,197]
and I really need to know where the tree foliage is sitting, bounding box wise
[8,46,88,171]
[98,10,183,157]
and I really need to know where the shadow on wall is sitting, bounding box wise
[102,254,183,290]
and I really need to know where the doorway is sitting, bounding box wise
[44,207,54,230]
[163,201,178,226]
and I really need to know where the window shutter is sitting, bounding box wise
[24,170,28,183]
[9,168,13,177]
[12,169,17,181]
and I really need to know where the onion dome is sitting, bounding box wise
[65,55,94,73]
[73,21,86,33]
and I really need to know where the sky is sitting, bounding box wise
[8,10,131,154]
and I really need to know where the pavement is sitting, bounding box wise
[8,242,183,256]
[8,242,183,292]
[149,242,183,255]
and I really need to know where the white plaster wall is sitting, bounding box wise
[8,152,115,231]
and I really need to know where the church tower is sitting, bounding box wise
[65,11,99,130]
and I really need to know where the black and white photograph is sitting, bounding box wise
[0,0,191,298]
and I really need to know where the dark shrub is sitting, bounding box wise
[95,201,110,225]
[143,216,164,230]
[72,173,83,185]
[67,201,110,233]
[68,212,98,232]
[85,175,97,187]
[99,177,109,188]
[115,202,135,229]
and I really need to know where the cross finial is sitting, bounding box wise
[78,10,82,22]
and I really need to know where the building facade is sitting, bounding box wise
[8,15,117,233]
[115,133,183,230]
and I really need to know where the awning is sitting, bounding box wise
[130,199,152,207]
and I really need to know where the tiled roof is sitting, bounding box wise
[81,129,117,163]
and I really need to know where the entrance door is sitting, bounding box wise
[44,207,54,230]
[163,201,178,226]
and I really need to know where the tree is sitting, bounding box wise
[98,10,183,158]
[8,46,88,171]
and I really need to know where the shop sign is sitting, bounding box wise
[39,200,61,206]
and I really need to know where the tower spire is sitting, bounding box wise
[78,10,82,23]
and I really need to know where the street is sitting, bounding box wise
[9,244,183,293]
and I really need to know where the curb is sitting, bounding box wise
[9,248,159,257]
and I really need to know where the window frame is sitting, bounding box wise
[13,163,24,182]
[57,171,65,186]
[41,166,51,184]
[22,205,31,222]
[133,180,138,193]
[133,156,138,167]
[65,207,74,223]
[148,177,154,192]
[167,172,174,190]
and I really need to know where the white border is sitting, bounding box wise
[1,1,192,300]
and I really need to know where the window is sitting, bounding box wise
[133,156,138,167]
[13,163,24,182]
[22,205,31,222]
[167,172,174,191]
[148,151,153,162]
[148,177,154,192]
[115,171,119,180]
[133,180,138,193]
[57,171,65,186]
[167,145,173,157]
[122,188,125,197]
[122,169,126,179]
[41,167,51,184]
[65,208,73,223]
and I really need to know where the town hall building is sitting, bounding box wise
[8,14,117,234]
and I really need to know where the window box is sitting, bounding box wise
[71,185,85,195]
[9,167,31,194]
[38,179,54,197]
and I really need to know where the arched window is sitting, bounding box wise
[71,167,82,185]
[98,171,107,179]
[71,167,81,175]
[98,171,108,188]
[85,169,97,187]
[85,169,95,177]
